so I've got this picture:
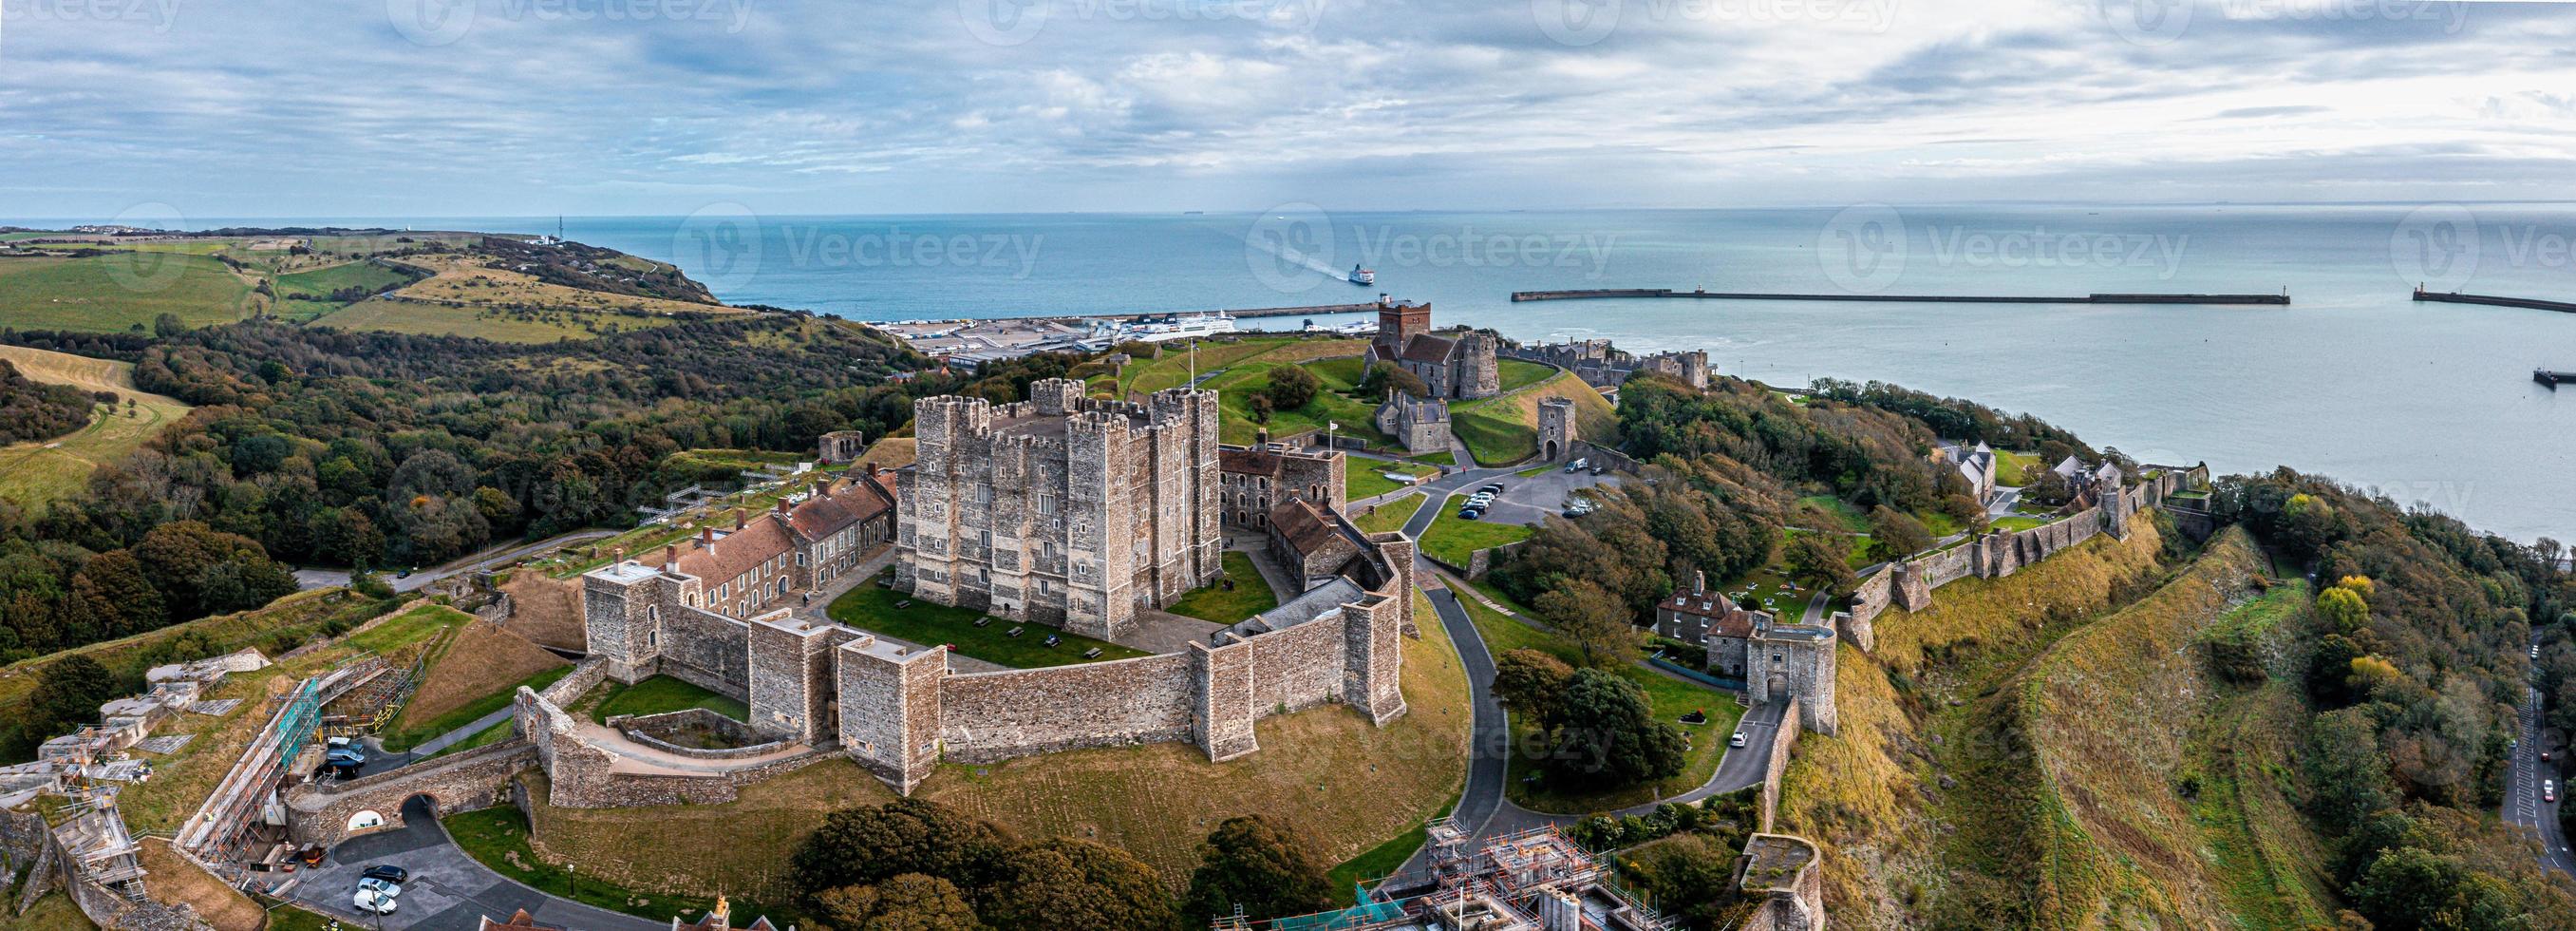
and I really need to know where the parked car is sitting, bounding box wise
[2548,780,2559,804]
[1477,484,1504,495]
[1565,458,1589,473]
[361,864,408,884]
[358,877,403,899]
[353,888,398,915]
[1459,508,1483,521]
[1729,732,1748,748]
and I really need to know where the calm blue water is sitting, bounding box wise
[124,206,2576,542]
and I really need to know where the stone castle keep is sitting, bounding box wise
[895,378,1223,641]
[518,382,1416,800]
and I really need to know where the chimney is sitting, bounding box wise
[776,496,791,517]
[733,508,746,531]
[1693,568,1705,594]
[700,525,715,547]
[611,546,626,564]
[664,543,679,565]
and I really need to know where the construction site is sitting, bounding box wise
[1216,823,1673,931]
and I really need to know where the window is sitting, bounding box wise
[647,605,659,622]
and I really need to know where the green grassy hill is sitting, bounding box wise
[0,253,254,332]
[1450,370,1619,466]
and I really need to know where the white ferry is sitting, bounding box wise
[1091,312,1238,344]
[1349,264,1375,285]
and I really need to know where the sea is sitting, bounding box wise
[134,205,2576,543]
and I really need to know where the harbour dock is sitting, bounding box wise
[2540,370,2575,389]
[2414,288,2576,314]
[1509,288,2289,305]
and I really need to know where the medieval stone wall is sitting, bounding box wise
[1756,701,1802,832]
[654,607,751,700]
[284,739,539,847]
[1245,607,1347,712]
[936,653,1197,762]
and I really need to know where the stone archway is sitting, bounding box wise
[1544,439,1561,462]
[1767,673,1789,697]
[346,809,385,833]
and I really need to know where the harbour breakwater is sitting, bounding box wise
[2413,289,2576,315]
[1510,288,2290,305]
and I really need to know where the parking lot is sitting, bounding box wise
[283,797,662,931]
[1457,464,1622,526]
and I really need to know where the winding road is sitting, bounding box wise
[2507,634,2576,877]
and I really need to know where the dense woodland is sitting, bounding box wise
[0,314,1078,672]
[0,358,97,444]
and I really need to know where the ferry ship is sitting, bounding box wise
[1090,311,1238,344]
[1348,264,1375,285]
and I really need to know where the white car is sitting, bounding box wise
[353,887,399,915]
[1729,732,1749,748]
[358,877,403,898]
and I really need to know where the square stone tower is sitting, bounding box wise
[1536,396,1576,462]
[1748,623,1838,736]
[896,378,1221,641]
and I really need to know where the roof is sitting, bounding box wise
[1399,333,1458,364]
[785,476,893,541]
[1269,498,1352,559]
[1663,592,1757,638]
[1219,447,1284,477]
[674,517,795,587]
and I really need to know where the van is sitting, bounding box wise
[1565,458,1589,473]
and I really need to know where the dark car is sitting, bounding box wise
[361,864,409,884]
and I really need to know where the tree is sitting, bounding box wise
[66,550,163,639]
[16,655,122,758]
[1182,815,1335,924]
[986,838,1178,931]
[2345,846,2515,931]
[1782,534,1857,596]
[1533,579,1641,669]
[1247,393,1273,424]
[1356,361,1428,401]
[1493,648,1574,715]
[1538,668,1685,788]
[1866,506,1933,561]
[791,800,1016,902]
[1264,366,1321,410]
[2318,584,2370,634]
[815,875,987,931]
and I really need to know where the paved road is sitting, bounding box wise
[288,797,665,931]
[295,529,621,594]
[2508,635,2576,876]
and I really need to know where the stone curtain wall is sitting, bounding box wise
[1756,701,1802,833]
[656,607,752,700]
[937,653,1197,761]
[1245,607,1348,713]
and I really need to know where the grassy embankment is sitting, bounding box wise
[0,345,195,511]
[1353,494,1425,535]
[1165,551,1279,623]
[1347,459,1438,501]
[1452,587,1740,813]
[824,570,1151,668]
[1419,505,1534,568]
[1448,368,1619,466]
[379,619,573,750]
[486,591,1467,912]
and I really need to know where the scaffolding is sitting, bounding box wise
[177,675,321,861]
[1222,825,1671,931]
[53,795,146,902]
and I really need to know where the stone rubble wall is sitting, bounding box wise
[936,653,1196,762]
[283,738,540,847]
[1756,701,1802,833]
[1844,474,2188,637]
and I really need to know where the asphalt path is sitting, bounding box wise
[290,797,665,931]
[2508,634,2576,876]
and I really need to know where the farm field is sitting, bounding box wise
[0,345,195,511]
[0,252,254,332]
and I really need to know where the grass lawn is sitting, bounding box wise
[824,571,1151,668]
[1993,449,2042,484]
[1347,459,1437,500]
[260,903,345,931]
[1450,596,1742,813]
[1116,335,1367,395]
[1914,509,1966,538]
[590,674,751,724]
[1990,514,2052,533]
[0,345,194,512]
[1165,551,1279,623]
[382,664,572,751]
[1418,506,1535,568]
[1354,494,1425,535]
[1448,370,1620,466]
[446,805,769,924]
[1494,359,1555,393]
[1795,495,1871,533]
[0,253,254,332]
[1207,362,1393,448]
[344,603,474,656]
[1411,450,1456,466]
[1327,789,1458,890]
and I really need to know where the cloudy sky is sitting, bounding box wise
[4,0,2572,218]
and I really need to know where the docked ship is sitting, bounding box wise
[1348,263,1375,285]
[1089,311,1238,345]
